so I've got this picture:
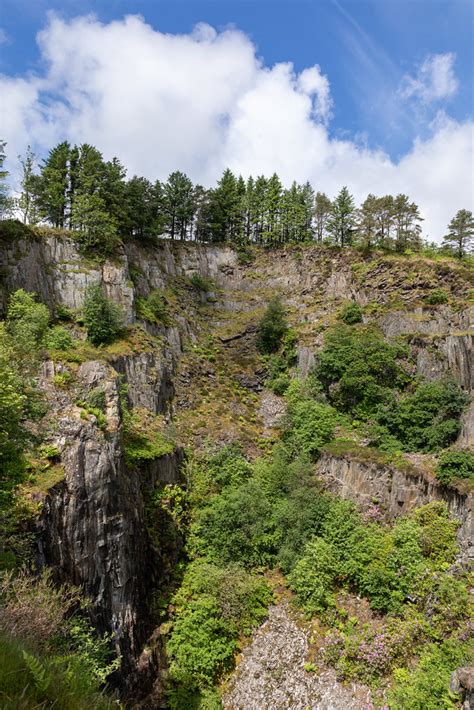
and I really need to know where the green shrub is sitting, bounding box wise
[268,372,290,395]
[256,297,288,354]
[6,289,49,351]
[375,379,468,452]
[339,301,363,324]
[425,288,449,305]
[166,561,271,699]
[284,395,339,459]
[388,639,472,710]
[315,325,408,418]
[288,538,339,614]
[436,448,474,485]
[190,273,214,292]
[44,325,75,351]
[82,284,123,345]
[136,289,171,326]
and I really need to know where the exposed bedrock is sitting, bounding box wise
[316,452,473,563]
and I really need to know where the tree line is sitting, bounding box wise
[1,140,472,257]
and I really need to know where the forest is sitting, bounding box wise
[1,140,472,258]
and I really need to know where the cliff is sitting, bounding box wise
[0,228,472,700]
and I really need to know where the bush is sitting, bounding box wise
[284,393,339,459]
[44,325,75,351]
[256,297,288,354]
[315,325,408,418]
[288,538,339,614]
[136,289,171,326]
[425,288,448,305]
[166,561,271,699]
[6,289,49,351]
[436,448,474,485]
[388,639,471,710]
[82,284,123,345]
[190,273,214,292]
[339,301,363,324]
[375,380,468,452]
[269,372,290,395]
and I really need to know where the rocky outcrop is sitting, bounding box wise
[223,601,370,710]
[379,306,473,389]
[316,452,473,563]
[36,360,183,670]
[450,666,474,710]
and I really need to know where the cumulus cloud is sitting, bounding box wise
[400,52,459,103]
[0,14,472,241]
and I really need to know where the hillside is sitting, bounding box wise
[0,223,473,709]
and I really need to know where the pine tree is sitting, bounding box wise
[356,194,379,251]
[374,195,395,250]
[327,186,355,247]
[163,171,195,240]
[0,140,13,219]
[314,192,332,243]
[36,142,71,227]
[206,169,240,243]
[18,146,39,224]
[443,209,474,258]
[393,194,423,252]
[263,173,283,246]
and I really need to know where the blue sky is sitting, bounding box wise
[0,0,473,239]
[1,0,472,157]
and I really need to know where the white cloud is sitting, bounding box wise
[400,52,459,103]
[0,14,472,241]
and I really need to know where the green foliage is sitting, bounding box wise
[375,379,468,452]
[338,301,363,324]
[315,324,408,418]
[44,325,75,351]
[190,273,214,292]
[190,479,275,567]
[424,288,448,305]
[82,283,123,345]
[288,538,339,613]
[6,289,50,352]
[122,408,175,467]
[0,328,28,506]
[436,448,474,485]
[256,297,288,354]
[166,561,271,702]
[135,289,171,325]
[0,570,118,709]
[284,383,340,458]
[388,639,472,709]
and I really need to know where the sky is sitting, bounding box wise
[0,0,473,241]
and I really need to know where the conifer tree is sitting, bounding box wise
[443,209,474,258]
[0,140,13,219]
[314,192,332,243]
[327,186,355,247]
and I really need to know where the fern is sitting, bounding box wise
[22,650,51,694]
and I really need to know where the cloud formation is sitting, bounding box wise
[0,14,472,241]
[400,52,459,103]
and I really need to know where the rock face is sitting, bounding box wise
[223,601,369,710]
[36,360,183,671]
[316,452,473,562]
[450,666,474,710]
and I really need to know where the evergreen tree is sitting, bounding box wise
[206,169,240,243]
[327,186,355,247]
[253,176,268,244]
[102,157,127,231]
[36,142,71,227]
[163,171,195,240]
[356,194,379,251]
[314,192,332,243]
[71,192,120,255]
[393,194,423,252]
[124,176,158,240]
[263,173,283,246]
[0,140,13,219]
[374,195,395,250]
[442,209,474,258]
[17,146,39,224]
